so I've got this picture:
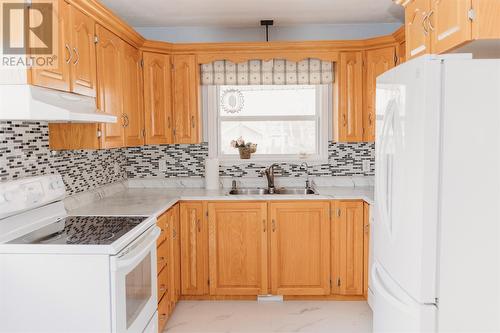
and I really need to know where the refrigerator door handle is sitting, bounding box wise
[375,98,398,234]
[371,262,415,311]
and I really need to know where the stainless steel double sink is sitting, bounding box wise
[228,188,317,195]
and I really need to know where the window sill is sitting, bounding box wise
[218,158,330,166]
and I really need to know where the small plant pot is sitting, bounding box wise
[238,147,252,159]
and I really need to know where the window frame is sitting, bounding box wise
[206,84,330,164]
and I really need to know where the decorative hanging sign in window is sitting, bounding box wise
[220,88,244,114]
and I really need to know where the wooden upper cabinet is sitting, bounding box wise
[96,25,124,149]
[364,46,396,142]
[472,0,500,39]
[336,52,364,142]
[405,0,432,59]
[69,5,97,97]
[121,43,144,147]
[430,0,472,53]
[332,201,364,296]
[30,0,71,92]
[180,202,208,296]
[30,1,97,97]
[172,54,201,144]
[143,52,173,145]
[269,201,331,295]
[208,202,268,296]
[397,41,407,65]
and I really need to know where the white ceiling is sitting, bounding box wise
[101,0,403,27]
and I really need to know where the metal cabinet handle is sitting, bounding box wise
[121,114,127,128]
[427,10,435,31]
[262,219,266,232]
[73,47,79,65]
[342,114,347,127]
[368,112,373,125]
[65,44,72,64]
[191,115,195,128]
[196,219,201,232]
[167,116,171,129]
[422,13,429,35]
[124,114,129,127]
[173,227,177,239]
[272,219,276,232]
[159,285,166,292]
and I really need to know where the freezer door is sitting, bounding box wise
[374,56,441,304]
[370,261,437,333]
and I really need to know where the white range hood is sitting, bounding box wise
[0,84,116,123]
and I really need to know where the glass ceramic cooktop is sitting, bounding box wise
[8,216,148,245]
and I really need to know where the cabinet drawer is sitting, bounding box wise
[156,213,168,246]
[157,263,169,303]
[157,240,168,273]
[158,294,170,332]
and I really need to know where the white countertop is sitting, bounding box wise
[68,185,374,218]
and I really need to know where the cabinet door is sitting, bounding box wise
[405,0,432,59]
[364,46,396,142]
[172,55,200,144]
[269,201,330,295]
[69,5,97,97]
[430,0,472,53]
[29,0,71,92]
[337,52,363,142]
[143,52,173,144]
[363,202,370,297]
[472,0,500,39]
[332,201,364,296]
[169,204,181,305]
[180,202,208,296]
[208,202,268,296]
[122,43,144,147]
[397,41,406,65]
[96,25,123,148]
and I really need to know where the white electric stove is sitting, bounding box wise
[0,175,160,333]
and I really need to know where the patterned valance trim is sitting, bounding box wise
[201,58,334,85]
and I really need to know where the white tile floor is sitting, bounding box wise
[164,301,372,333]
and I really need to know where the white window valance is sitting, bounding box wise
[201,58,334,85]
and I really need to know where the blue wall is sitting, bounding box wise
[135,23,403,43]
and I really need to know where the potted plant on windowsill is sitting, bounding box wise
[231,137,257,159]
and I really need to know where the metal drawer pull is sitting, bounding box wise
[73,47,79,65]
[65,44,72,64]
[272,219,276,232]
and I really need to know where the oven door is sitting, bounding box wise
[111,226,160,333]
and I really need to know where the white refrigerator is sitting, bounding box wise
[369,54,500,332]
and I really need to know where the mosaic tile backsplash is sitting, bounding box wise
[1,121,374,196]
[0,121,127,195]
[124,142,375,178]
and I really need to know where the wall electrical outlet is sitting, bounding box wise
[362,160,371,172]
[113,162,121,175]
[158,159,167,172]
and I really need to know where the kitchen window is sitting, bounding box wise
[206,84,330,162]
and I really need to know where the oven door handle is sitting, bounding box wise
[114,227,160,271]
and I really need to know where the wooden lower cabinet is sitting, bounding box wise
[269,201,331,295]
[208,202,268,295]
[156,204,180,332]
[169,204,181,305]
[363,202,370,297]
[331,200,365,296]
[180,202,209,296]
